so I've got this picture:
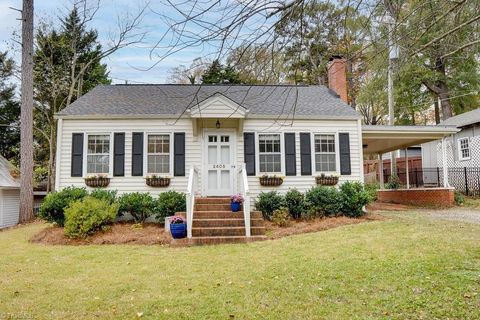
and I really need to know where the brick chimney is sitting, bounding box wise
[327,56,348,104]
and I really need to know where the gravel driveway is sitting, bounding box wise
[422,207,480,224]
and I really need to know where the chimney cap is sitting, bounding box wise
[329,55,344,61]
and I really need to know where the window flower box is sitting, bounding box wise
[84,174,110,188]
[315,174,339,186]
[259,175,284,187]
[145,175,171,187]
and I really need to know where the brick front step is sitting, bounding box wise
[195,197,231,204]
[192,218,264,228]
[193,211,262,219]
[172,235,267,246]
[192,226,265,237]
[194,204,235,211]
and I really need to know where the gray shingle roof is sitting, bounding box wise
[0,155,19,188]
[440,108,480,128]
[57,84,360,118]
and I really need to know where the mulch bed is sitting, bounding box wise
[264,214,385,239]
[30,222,171,246]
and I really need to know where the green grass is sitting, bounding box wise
[463,197,480,209]
[1,211,480,319]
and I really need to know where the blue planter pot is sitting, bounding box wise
[230,202,241,212]
[170,223,187,239]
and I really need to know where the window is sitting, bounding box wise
[458,137,470,160]
[147,134,170,174]
[87,134,110,174]
[258,134,281,173]
[314,134,336,172]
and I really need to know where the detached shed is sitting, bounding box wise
[0,156,20,229]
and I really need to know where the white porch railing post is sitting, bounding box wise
[186,166,197,239]
[378,153,384,189]
[405,149,410,189]
[240,163,251,237]
[442,137,450,187]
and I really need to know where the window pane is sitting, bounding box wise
[87,154,109,174]
[258,134,281,173]
[147,155,169,174]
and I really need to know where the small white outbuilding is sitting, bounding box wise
[0,155,20,229]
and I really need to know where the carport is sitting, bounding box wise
[362,125,460,206]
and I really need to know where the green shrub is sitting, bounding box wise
[118,192,156,223]
[339,182,371,217]
[386,174,401,190]
[284,189,304,219]
[271,207,291,227]
[365,183,379,202]
[89,189,117,205]
[454,191,465,205]
[304,186,342,217]
[255,191,285,221]
[39,186,88,226]
[64,197,118,238]
[155,190,186,220]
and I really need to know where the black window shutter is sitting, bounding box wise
[339,132,351,175]
[71,133,84,177]
[243,132,256,176]
[113,133,125,176]
[284,133,296,176]
[300,132,312,175]
[174,132,185,176]
[132,132,143,176]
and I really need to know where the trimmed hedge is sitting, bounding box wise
[118,192,156,223]
[155,190,186,220]
[39,187,88,226]
[255,191,285,220]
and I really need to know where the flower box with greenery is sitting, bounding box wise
[315,173,339,186]
[145,174,171,187]
[169,215,186,239]
[230,194,244,212]
[84,174,110,188]
[259,174,284,186]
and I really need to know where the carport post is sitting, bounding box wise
[405,149,410,189]
[378,153,384,189]
[442,137,450,187]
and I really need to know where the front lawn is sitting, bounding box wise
[1,210,479,319]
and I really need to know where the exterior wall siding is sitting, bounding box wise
[57,118,362,205]
[0,189,20,229]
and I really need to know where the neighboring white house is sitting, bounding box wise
[422,108,480,169]
[0,155,20,229]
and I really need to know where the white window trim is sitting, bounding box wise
[255,132,285,175]
[311,132,340,175]
[143,132,174,177]
[458,137,470,161]
[83,132,114,178]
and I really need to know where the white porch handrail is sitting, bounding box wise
[239,163,251,237]
[186,165,198,238]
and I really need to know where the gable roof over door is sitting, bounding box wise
[57,84,360,119]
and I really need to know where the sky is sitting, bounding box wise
[0,0,215,84]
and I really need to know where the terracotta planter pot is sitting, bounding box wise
[259,176,283,186]
[315,176,339,186]
[85,177,110,188]
[145,177,171,187]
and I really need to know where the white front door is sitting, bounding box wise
[204,132,235,196]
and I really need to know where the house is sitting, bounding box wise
[422,108,480,194]
[0,155,20,229]
[54,57,458,239]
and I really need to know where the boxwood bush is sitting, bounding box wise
[64,197,118,238]
[255,191,285,221]
[39,186,88,226]
[339,181,371,217]
[304,186,342,217]
[284,189,304,219]
[89,189,117,205]
[155,190,186,220]
[118,192,156,223]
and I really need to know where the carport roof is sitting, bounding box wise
[362,125,459,155]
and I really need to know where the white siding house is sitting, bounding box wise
[55,83,363,206]
[0,156,20,229]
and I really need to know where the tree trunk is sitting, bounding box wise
[19,0,34,223]
[434,97,440,124]
[437,81,453,120]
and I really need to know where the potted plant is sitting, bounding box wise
[259,174,284,186]
[169,215,187,239]
[315,173,339,186]
[84,174,110,188]
[230,194,244,212]
[145,174,171,187]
